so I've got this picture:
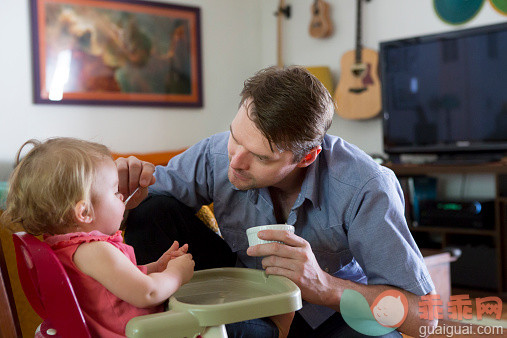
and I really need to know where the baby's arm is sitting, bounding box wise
[74,241,194,308]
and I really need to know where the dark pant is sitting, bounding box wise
[124,194,236,268]
[124,195,402,338]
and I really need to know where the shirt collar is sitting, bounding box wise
[299,156,321,210]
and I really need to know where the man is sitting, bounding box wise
[116,66,437,337]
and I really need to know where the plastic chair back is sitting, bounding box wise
[12,232,91,338]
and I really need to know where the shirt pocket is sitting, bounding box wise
[219,227,249,253]
[313,249,352,273]
[220,227,261,269]
[314,249,367,283]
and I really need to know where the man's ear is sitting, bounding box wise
[74,200,93,224]
[296,146,322,168]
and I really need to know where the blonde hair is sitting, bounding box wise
[0,137,111,235]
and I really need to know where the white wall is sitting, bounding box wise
[0,0,505,166]
[260,0,506,155]
[0,0,262,163]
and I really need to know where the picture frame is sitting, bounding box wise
[30,0,203,107]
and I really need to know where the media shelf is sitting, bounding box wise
[385,162,507,297]
[409,226,496,236]
[386,162,507,175]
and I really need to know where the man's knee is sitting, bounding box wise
[226,318,279,338]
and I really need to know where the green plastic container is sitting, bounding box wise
[126,267,302,338]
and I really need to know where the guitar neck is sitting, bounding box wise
[277,0,286,67]
[355,0,363,64]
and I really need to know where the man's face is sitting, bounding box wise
[227,99,298,190]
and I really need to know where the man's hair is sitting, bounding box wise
[240,65,335,162]
[0,137,111,235]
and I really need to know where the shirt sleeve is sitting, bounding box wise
[346,169,435,296]
[149,136,215,211]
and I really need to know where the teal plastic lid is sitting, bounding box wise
[0,182,8,210]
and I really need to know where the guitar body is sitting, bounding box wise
[309,0,333,38]
[334,48,382,120]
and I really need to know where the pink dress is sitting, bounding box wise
[44,230,164,337]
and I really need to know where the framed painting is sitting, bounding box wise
[30,0,203,107]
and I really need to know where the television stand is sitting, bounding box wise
[390,153,505,165]
[431,154,503,165]
[384,162,507,297]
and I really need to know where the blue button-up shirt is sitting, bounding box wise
[151,132,434,328]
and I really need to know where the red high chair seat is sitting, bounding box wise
[12,232,91,338]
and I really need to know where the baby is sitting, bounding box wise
[0,137,195,337]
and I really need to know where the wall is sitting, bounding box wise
[260,0,506,155]
[0,0,262,164]
[0,0,505,165]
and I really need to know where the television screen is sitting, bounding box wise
[380,23,507,160]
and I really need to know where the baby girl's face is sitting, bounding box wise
[89,159,125,235]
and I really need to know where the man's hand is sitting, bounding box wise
[246,230,332,306]
[115,156,156,209]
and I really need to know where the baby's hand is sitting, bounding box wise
[156,241,189,272]
[171,243,189,258]
[166,253,195,285]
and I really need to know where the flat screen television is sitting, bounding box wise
[380,22,507,162]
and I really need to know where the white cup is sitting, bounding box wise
[246,224,295,247]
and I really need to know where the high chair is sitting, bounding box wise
[12,232,91,338]
[13,232,302,338]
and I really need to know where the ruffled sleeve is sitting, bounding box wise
[44,230,124,250]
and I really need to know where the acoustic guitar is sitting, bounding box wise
[309,0,333,39]
[334,0,381,120]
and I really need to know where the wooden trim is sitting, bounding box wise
[0,237,22,338]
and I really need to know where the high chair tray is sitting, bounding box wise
[126,267,302,337]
